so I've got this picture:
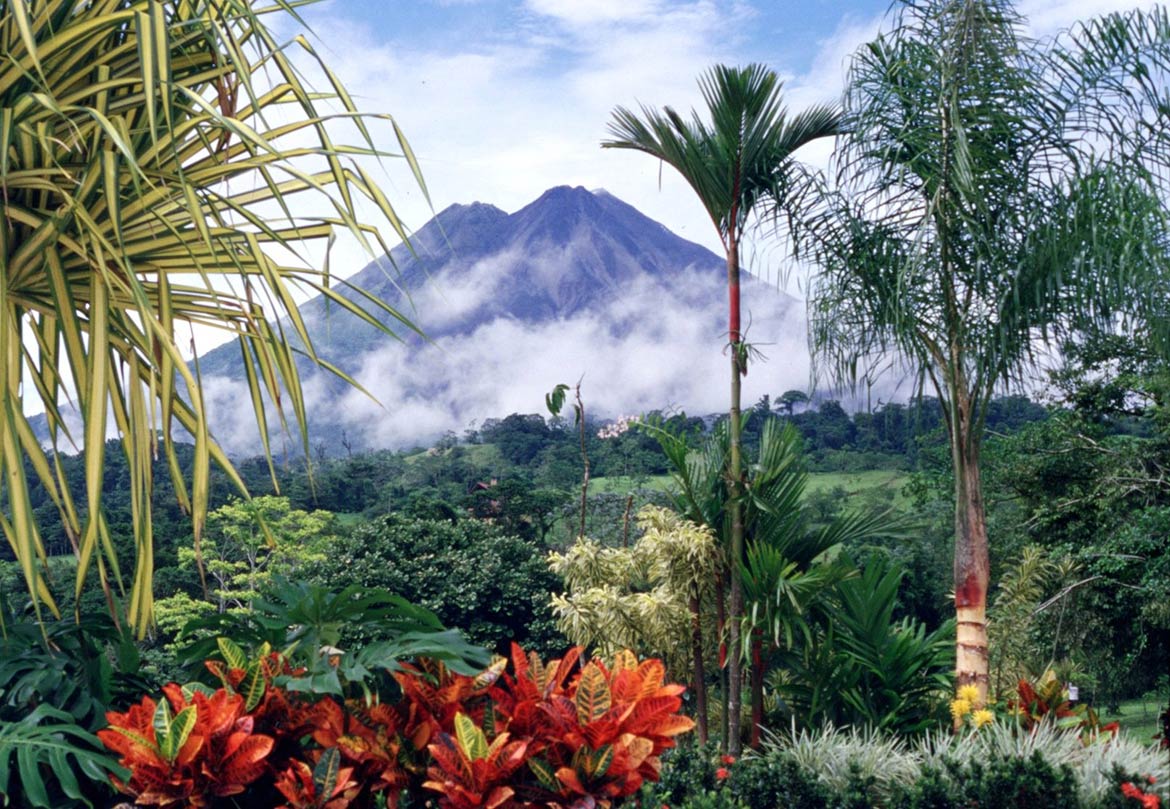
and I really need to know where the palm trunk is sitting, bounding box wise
[951,395,989,710]
[750,628,764,748]
[690,590,709,744]
[715,569,729,751]
[726,233,745,756]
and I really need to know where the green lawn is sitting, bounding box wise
[1104,697,1165,743]
[806,469,912,509]
[586,469,912,505]
[587,474,672,494]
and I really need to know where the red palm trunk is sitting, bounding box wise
[726,228,746,756]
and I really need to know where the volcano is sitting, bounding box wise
[197,186,806,453]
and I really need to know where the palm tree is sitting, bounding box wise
[603,64,840,753]
[799,0,1170,704]
[739,419,900,745]
[0,0,425,635]
[649,417,897,746]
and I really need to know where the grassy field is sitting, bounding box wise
[1104,697,1166,743]
[805,469,912,509]
[402,443,503,466]
[588,468,912,506]
[587,474,672,494]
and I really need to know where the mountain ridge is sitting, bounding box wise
[197,185,805,453]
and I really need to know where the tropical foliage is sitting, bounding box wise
[0,607,147,807]
[770,557,955,736]
[605,63,841,752]
[97,644,693,808]
[0,0,425,634]
[798,0,1170,701]
[641,721,1169,809]
[547,506,718,673]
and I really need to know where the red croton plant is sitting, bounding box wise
[1011,678,1119,742]
[99,642,693,808]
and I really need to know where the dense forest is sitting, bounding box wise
[4,372,1166,709]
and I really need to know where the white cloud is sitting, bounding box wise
[195,0,1152,454]
[315,269,806,449]
[526,0,662,25]
[1018,0,1160,35]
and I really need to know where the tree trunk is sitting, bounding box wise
[715,568,729,751]
[952,401,990,710]
[750,627,764,748]
[689,590,709,744]
[726,234,745,756]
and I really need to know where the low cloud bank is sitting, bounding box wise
[202,267,812,455]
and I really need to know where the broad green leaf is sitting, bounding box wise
[239,663,267,712]
[314,747,341,800]
[454,712,488,761]
[152,699,174,744]
[159,706,197,764]
[217,637,249,671]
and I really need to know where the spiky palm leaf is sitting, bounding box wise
[605,68,841,750]
[0,0,426,634]
[604,65,840,248]
[800,0,1170,700]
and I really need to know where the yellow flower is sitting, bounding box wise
[972,709,995,728]
[957,685,981,705]
[950,698,972,722]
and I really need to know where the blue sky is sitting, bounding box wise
[193,0,1155,446]
[287,0,891,264]
[284,0,1143,270]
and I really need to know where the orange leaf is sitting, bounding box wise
[575,663,612,726]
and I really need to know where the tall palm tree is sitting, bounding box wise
[649,417,897,746]
[800,0,1170,704]
[603,64,840,753]
[0,0,425,635]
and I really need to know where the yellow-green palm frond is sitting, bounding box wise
[0,0,426,635]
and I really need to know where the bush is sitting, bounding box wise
[676,789,748,809]
[99,644,694,809]
[640,741,725,805]
[907,753,1082,809]
[728,751,831,809]
[306,513,562,655]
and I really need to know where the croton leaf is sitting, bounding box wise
[152,700,174,747]
[239,662,267,712]
[483,785,516,809]
[217,637,249,671]
[651,715,696,737]
[216,734,273,794]
[527,757,559,790]
[575,663,611,726]
[589,744,614,779]
[158,706,197,764]
[612,649,638,674]
[454,712,488,762]
[474,656,508,690]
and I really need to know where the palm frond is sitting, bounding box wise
[0,0,427,634]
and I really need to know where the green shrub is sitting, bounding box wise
[908,753,1082,809]
[305,513,562,655]
[728,750,831,809]
[638,741,724,806]
[676,790,748,809]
